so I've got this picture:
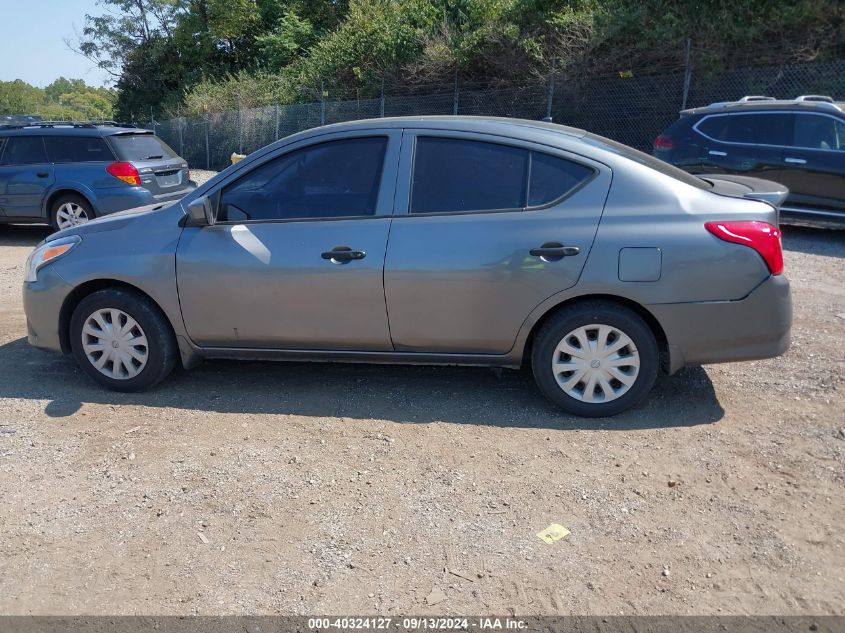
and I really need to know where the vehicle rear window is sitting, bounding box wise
[584,132,712,190]
[411,138,529,213]
[0,136,47,165]
[528,153,594,206]
[45,136,115,163]
[109,133,177,161]
[697,112,793,146]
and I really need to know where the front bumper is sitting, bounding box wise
[649,274,791,374]
[23,265,73,354]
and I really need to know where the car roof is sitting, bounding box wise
[307,115,589,139]
[682,95,845,117]
[0,123,153,138]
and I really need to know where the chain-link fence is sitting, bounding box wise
[154,57,845,172]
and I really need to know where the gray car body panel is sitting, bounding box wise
[24,116,791,375]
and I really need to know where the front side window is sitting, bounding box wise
[411,138,528,214]
[0,136,47,165]
[697,113,794,146]
[45,136,115,163]
[218,137,387,222]
[793,114,844,150]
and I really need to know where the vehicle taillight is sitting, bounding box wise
[705,221,783,275]
[106,161,141,186]
[653,134,674,150]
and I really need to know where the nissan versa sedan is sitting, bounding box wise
[22,117,792,417]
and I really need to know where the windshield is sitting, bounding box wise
[110,133,177,161]
[583,132,712,190]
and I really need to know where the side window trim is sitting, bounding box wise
[694,110,845,152]
[210,131,400,225]
[398,132,599,217]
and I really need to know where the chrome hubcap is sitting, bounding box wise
[552,324,640,403]
[56,203,89,230]
[81,308,148,380]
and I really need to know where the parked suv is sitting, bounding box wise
[654,95,845,228]
[0,122,194,231]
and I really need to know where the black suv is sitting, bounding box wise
[654,95,845,228]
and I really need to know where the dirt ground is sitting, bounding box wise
[0,220,843,616]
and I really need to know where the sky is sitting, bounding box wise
[0,0,111,87]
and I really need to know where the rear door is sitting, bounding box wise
[384,131,610,354]
[692,111,790,181]
[776,112,845,211]
[0,135,54,218]
[106,131,190,197]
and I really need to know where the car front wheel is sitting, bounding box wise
[69,288,177,392]
[531,302,658,417]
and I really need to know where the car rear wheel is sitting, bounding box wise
[531,302,658,417]
[50,194,94,232]
[69,288,177,392]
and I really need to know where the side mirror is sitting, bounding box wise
[186,196,216,227]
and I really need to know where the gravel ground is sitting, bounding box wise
[0,222,842,616]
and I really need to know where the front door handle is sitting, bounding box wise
[784,157,807,165]
[321,246,366,263]
[36,171,49,178]
[708,150,727,157]
[529,242,580,261]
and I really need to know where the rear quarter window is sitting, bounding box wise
[45,136,115,163]
[108,133,177,161]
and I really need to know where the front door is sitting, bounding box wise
[777,112,845,211]
[176,132,400,350]
[384,132,610,354]
[0,135,54,218]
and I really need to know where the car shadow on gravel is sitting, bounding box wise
[0,225,52,246]
[0,337,724,430]
[781,225,845,258]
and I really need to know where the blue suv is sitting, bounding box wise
[0,122,194,231]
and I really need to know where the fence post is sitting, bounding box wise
[237,96,244,154]
[274,103,280,140]
[681,38,693,110]
[177,105,184,157]
[545,57,556,121]
[453,69,459,115]
[150,106,155,131]
[380,78,385,118]
[320,80,326,126]
[205,117,210,171]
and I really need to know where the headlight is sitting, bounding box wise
[24,235,81,283]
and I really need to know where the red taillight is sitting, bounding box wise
[705,221,783,275]
[654,134,674,150]
[106,161,141,186]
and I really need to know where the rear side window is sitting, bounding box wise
[528,153,594,206]
[697,113,793,146]
[793,114,844,150]
[411,138,529,213]
[109,133,177,161]
[0,136,47,165]
[218,137,387,222]
[45,136,115,163]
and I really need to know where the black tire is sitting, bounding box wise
[531,301,658,417]
[69,288,177,392]
[49,194,95,232]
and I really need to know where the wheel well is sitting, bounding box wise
[522,294,669,370]
[45,189,94,218]
[58,280,173,354]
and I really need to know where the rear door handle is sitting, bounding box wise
[36,171,49,178]
[321,246,366,263]
[784,157,807,164]
[708,150,727,156]
[529,242,580,261]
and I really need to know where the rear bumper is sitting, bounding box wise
[649,275,791,373]
[94,185,195,217]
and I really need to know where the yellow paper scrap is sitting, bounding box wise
[536,523,570,544]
